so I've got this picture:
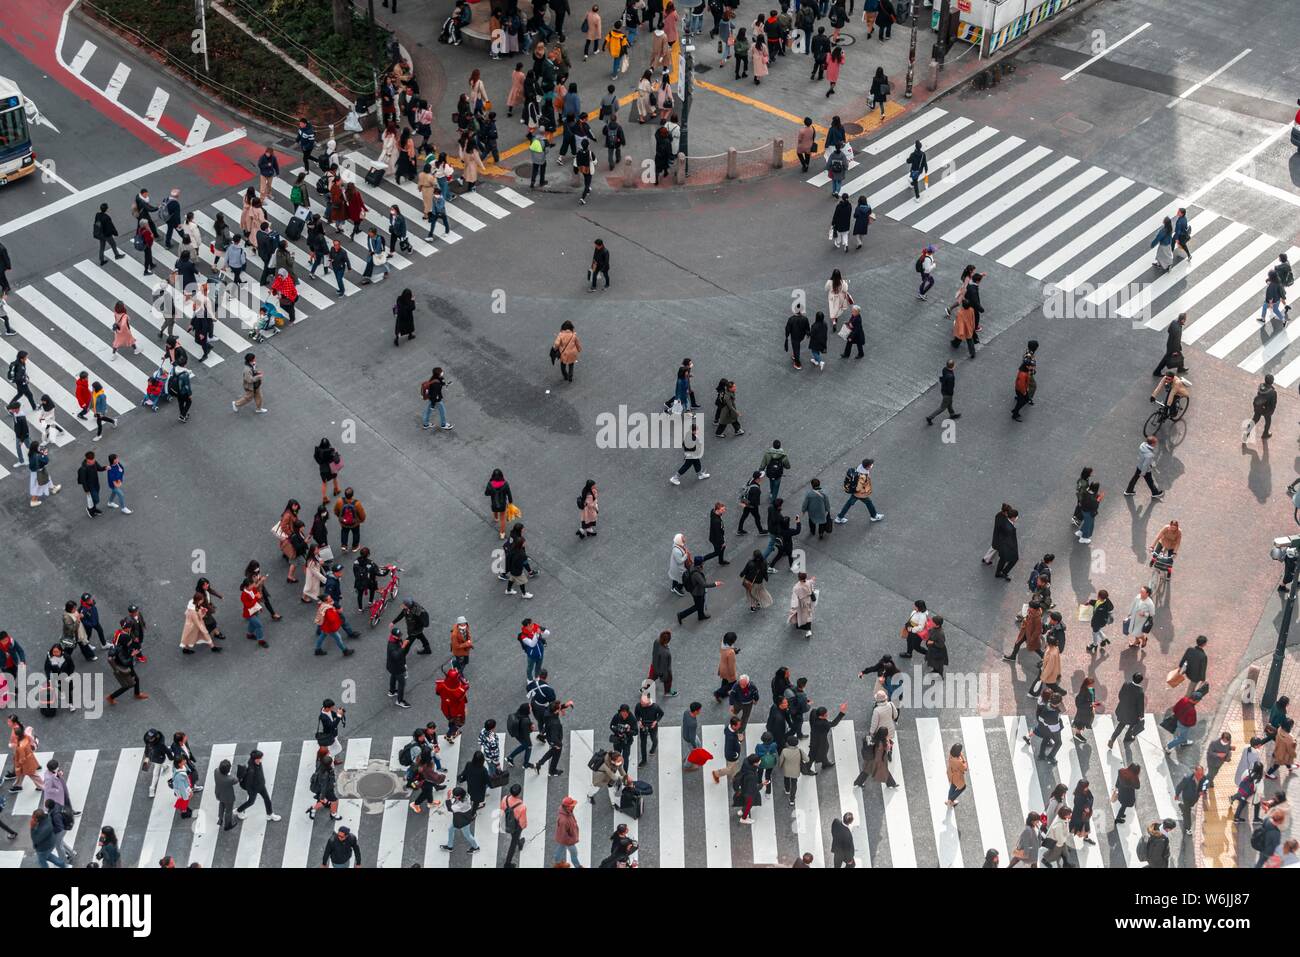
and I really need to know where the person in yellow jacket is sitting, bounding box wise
[606,22,629,78]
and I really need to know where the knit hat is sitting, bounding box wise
[456,616,467,625]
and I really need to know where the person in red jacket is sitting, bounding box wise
[270,269,299,325]
[435,668,469,742]
[1164,690,1203,751]
[74,371,92,420]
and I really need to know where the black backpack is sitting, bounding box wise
[506,711,523,739]
[236,764,248,785]
[503,798,523,833]
[5,361,16,383]
[765,458,784,480]
[398,741,419,767]
[587,748,607,772]
[842,468,857,494]
[1250,824,1268,851]
[915,255,926,273]
[577,493,587,510]
[1135,835,1149,862]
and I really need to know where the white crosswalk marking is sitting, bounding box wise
[916,717,963,867]
[746,749,780,865]
[144,88,169,126]
[324,170,459,249]
[63,749,98,850]
[456,189,510,219]
[1176,236,1279,339]
[793,745,824,866]
[104,63,130,102]
[567,730,593,868]
[14,286,149,392]
[941,153,1077,245]
[473,736,502,869]
[873,127,1001,209]
[423,735,460,867]
[830,720,868,867]
[880,732,916,867]
[280,741,318,869]
[1027,186,1164,280]
[1212,244,1300,361]
[890,135,1024,220]
[68,40,97,75]
[1,303,131,414]
[959,716,1006,864]
[808,159,861,187]
[232,742,281,868]
[338,737,371,838]
[913,145,1053,234]
[1095,213,1228,309]
[864,108,949,154]
[1004,715,1045,823]
[11,752,52,816]
[0,336,93,431]
[45,272,168,368]
[377,738,409,868]
[519,732,547,868]
[969,166,1108,257]
[658,732,685,868]
[1136,722,1181,823]
[185,116,210,148]
[95,747,144,859]
[190,743,237,868]
[839,117,974,198]
[700,724,731,868]
[1052,734,1105,867]
[496,186,535,208]
[135,773,181,868]
[1092,716,1142,867]
[1057,200,1178,293]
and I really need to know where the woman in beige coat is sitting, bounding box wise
[945,743,969,806]
[240,195,266,236]
[553,321,581,382]
[462,142,485,192]
[1030,636,1063,698]
[301,545,327,602]
[788,572,816,636]
[7,718,43,791]
[179,593,217,653]
[715,633,738,702]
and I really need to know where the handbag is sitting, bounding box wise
[981,547,996,565]
[1159,712,1179,734]
[329,455,344,475]
[1121,616,1131,636]
[836,322,852,340]
[483,99,493,111]
[1167,668,1186,688]
[488,769,510,788]
[372,251,389,266]
[36,467,49,485]
[271,520,288,541]
[316,546,334,563]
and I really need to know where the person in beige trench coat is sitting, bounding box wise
[179,595,216,652]
[788,573,816,635]
[553,321,581,382]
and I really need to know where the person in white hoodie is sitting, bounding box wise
[668,533,690,595]
[669,417,709,485]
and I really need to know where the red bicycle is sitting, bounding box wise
[367,565,401,627]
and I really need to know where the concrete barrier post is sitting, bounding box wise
[621,155,636,188]
[675,153,687,184]
[726,147,738,180]
[772,138,784,169]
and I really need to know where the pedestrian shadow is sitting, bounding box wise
[1125,495,1159,565]
[1241,438,1272,504]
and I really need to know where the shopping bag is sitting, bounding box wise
[981,547,996,565]
[317,546,334,563]
[686,747,712,767]
[504,503,522,521]
[1166,668,1186,689]
[1076,603,1091,623]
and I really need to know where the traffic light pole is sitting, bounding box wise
[904,1,917,98]
[1263,554,1300,711]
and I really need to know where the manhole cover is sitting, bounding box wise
[354,770,399,801]
[842,122,864,135]
[694,63,713,73]
[336,761,407,812]
[514,162,533,179]
[837,34,856,46]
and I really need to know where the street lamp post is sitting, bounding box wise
[1263,530,1300,710]
[905,0,918,98]
[678,25,694,171]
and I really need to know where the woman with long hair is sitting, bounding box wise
[577,480,599,538]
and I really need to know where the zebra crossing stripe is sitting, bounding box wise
[68,40,97,75]
[838,117,975,198]
[292,166,463,247]
[13,286,149,393]
[567,730,594,868]
[1092,716,1142,867]
[232,742,281,868]
[880,730,915,867]
[873,126,1001,209]
[746,745,780,865]
[623,735,640,867]
[1176,234,1278,339]
[45,271,169,369]
[1056,206,1176,294]
[969,166,1109,257]
[185,115,210,148]
[423,734,460,868]
[916,717,963,868]
[341,157,486,233]
[63,749,99,851]
[496,186,535,208]
[135,772,182,868]
[1004,715,1044,823]
[1026,186,1163,281]
[1093,212,1228,309]
[280,741,318,869]
[472,736,503,869]
[109,248,242,355]
[338,737,371,839]
[520,732,548,868]
[807,159,860,187]
[890,136,1024,221]
[272,177,432,262]
[377,738,410,868]
[1053,731,1105,867]
[11,753,52,816]
[658,733,686,868]
[959,715,1006,865]
[1135,721,1180,822]
[941,153,1077,245]
[96,748,144,864]
[0,334,95,430]
[1270,350,1300,390]
[1216,245,1300,363]
[863,108,951,155]
[1006,177,1134,270]
[144,88,169,127]
[104,63,130,103]
[830,720,868,867]
[190,743,238,869]
[700,724,732,868]
[456,190,510,219]
[793,739,825,867]
[0,302,131,414]
[912,145,1053,234]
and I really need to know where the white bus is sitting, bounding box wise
[0,76,38,185]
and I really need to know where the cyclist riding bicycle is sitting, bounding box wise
[1151,373,1190,412]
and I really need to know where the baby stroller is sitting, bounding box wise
[142,369,169,411]
[248,301,287,343]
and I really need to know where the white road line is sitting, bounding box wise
[1136,716,1180,822]
[496,186,535,208]
[880,732,915,867]
[68,40,97,75]
[1061,22,1151,80]
[292,165,462,247]
[0,852,23,868]
[421,735,460,867]
[473,742,503,869]
[1226,171,1300,209]
[102,251,239,358]
[807,159,861,187]
[1174,235,1277,339]
[1167,49,1251,107]
[1,300,132,412]
[134,776,180,868]
[63,749,99,851]
[231,741,281,868]
[520,733,547,868]
[1271,350,1300,389]
[940,154,1076,244]
[144,88,170,126]
[280,740,319,869]
[259,189,411,271]
[959,716,1006,864]
[863,107,949,154]
[1187,122,1293,206]
[970,166,1108,256]
[870,126,1000,208]
[1092,716,1142,867]
[916,717,963,868]
[746,746,780,865]
[701,724,732,868]
[658,732,686,868]
[377,738,409,868]
[839,117,974,198]
[1117,217,1244,318]
[189,743,237,869]
[212,199,358,300]
[1213,243,1300,359]
[794,747,824,866]
[353,169,487,234]
[103,63,131,102]
[185,115,210,148]
[1027,187,1163,281]
[36,160,78,194]
[337,737,371,839]
[0,332,97,429]
[1053,734,1105,867]
[623,742,639,866]
[1004,716,1045,820]
[830,720,868,867]
[1004,177,1132,269]
[913,145,1053,234]
[14,286,149,392]
[889,135,1023,220]
[96,748,145,862]
[567,730,593,868]
[274,176,433,261]
[0,130,246,238]
[1057,199,1183,293]
[456,189,509,219]
[1089,212,1226,308]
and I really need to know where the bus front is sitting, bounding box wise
[0,86,36,185]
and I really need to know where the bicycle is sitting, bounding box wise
[367,565,402,627]
[1143,392,1189,438]
[1147,547,1174,605]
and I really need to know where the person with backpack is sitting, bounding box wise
[390,598,432,655]
[501,783,528,868]
[1136,819,1171,868]
[1254,807,1286,867]
[333,487,366,553]
[518,618,549,680]
[834,458,883,524]
[235,748,281,822]
[825,144,848,198]
[418,367,453,432]
[505,704,535,768]
[758,440,791,503]
[7,350,35,411]
[141,727,171,797]
[736,471,766,535]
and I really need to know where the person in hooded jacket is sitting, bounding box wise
[784,305,810,369]
[1249,374,1278,440]
[435,669,469,740]
[385,627,413,708]
[830,193,852,252]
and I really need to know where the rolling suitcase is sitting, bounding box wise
[365,167,385,187]
[618,787,643,819]
[284,216,305,241]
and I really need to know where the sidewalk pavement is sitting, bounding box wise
[1194,648,1300,868]
[371,1,995,190]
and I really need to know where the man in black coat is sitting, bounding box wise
[1152,311,1187,376]
[161,189,183,248]
[94,203,125,265]
[235,749,281,821]
[385,627,413,708]
[925,359,960,425]
[696,502,730,567]
[1249,374,1277,440]
[1107,673,1146,748]
[737,471,766,535]
[589,238,610,290]
[784,304,811,369]
[76,451,107,517]
[830,812,855,867]
[676,558,721,623]
[766,697,794,749]
[1178,635,1209,689]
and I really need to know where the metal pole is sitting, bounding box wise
[679,28,694,172]
[1262,561,1300,711]
[196,0,210,73]
[905,1,918,98]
